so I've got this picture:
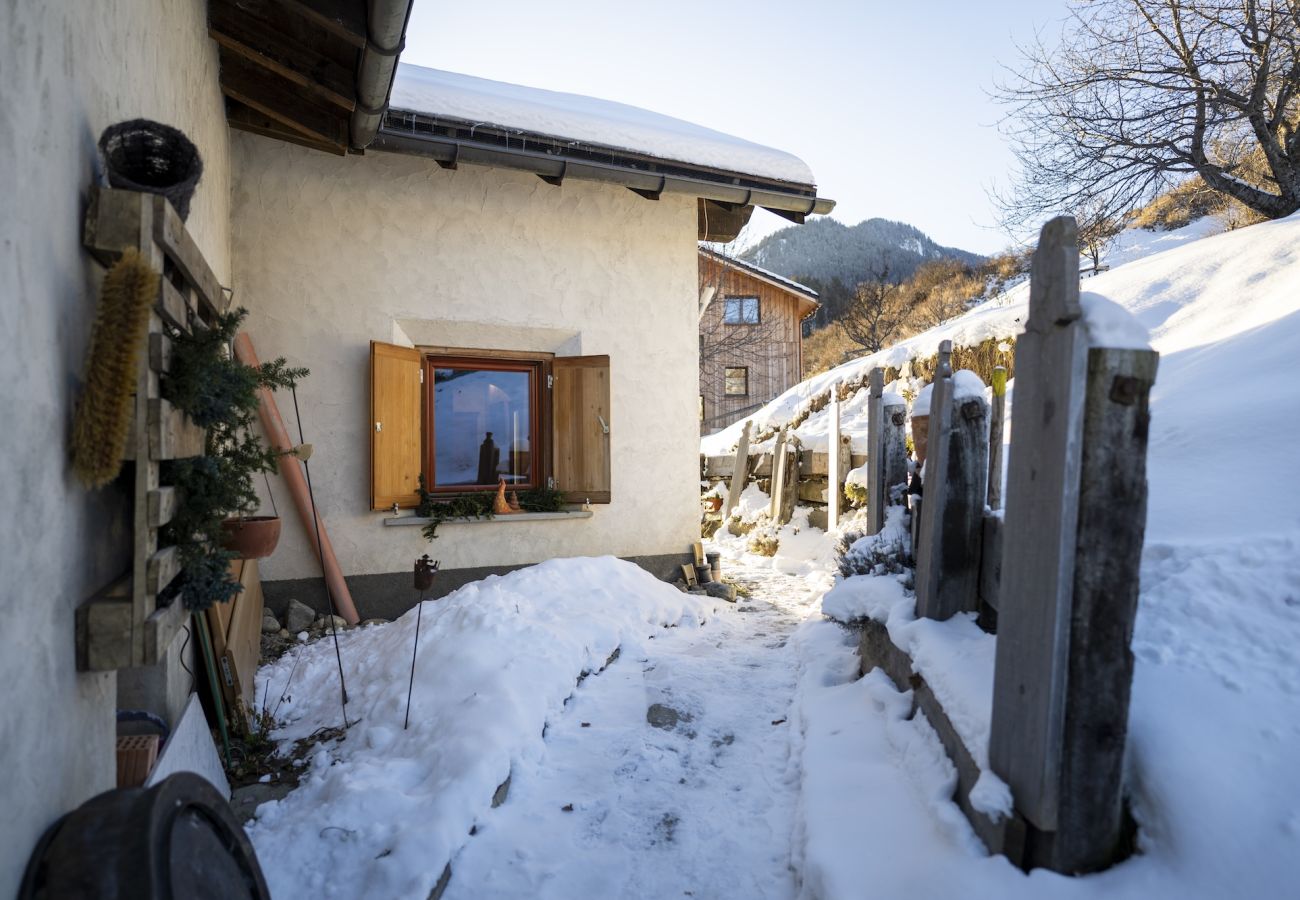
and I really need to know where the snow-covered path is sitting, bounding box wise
[442,562,830,900]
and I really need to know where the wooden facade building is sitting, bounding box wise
[699,248,819,433]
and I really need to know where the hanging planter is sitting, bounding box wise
[98,119,203,221]
[162,308,307,609]
[219,515,282,560]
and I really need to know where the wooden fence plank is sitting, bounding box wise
[828,387,842,530]
[913,344,953,614]
[769,428,789,521]
[988,366,1008,509]
[1053,347,1158,873]
[989,216,1089,832]
[147,487,177,528]
[723,420,752,519]
[915,353,990,621]
[866,368,887,532]
[883,400,908,506]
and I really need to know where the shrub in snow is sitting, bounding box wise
[747,519,780,556]
[835,506,912,581]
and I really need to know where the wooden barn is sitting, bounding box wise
[699,248,819,433]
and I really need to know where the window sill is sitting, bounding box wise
[383,509,594,527]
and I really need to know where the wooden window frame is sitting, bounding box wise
[422,350,553,495]
[724,366,749,396]
[723,295,760,325]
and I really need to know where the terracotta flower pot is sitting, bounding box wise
[220,516,282,560]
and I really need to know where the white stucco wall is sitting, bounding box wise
[0,2,229,892]
[231,133,701,584]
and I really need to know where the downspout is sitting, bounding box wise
[351,1,415,150]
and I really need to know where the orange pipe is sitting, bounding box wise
[233,333,360,624]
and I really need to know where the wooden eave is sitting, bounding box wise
[210,0,367,156]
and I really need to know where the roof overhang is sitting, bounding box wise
[373,111,835,240]
[211,0,415,156]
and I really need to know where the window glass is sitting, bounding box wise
[723,296,759,324]
[724,367,748,396]
[432,365,533,487]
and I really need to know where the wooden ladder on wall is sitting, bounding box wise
[76,187,230,672]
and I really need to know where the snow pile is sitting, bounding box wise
[248,558,707,900]
[791,214,1300,897]
[390,64,815,185]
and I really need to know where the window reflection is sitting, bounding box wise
[432,366,533,487]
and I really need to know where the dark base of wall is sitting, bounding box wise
[262,553,690,622]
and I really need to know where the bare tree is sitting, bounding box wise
[997,0,1300,227]
[1075,199,1125,271]
[840,261,908,353]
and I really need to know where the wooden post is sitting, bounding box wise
[865,368,887,533]
[988,366,1008,509]
[1053,346,1158,872]
[913,344,951,612]
[883,399,908,507]
[827,386,842,531]
[988,216,1089,833]
[723,420,752,521]
[914,348,989,621]
[769,427,789,522]
[773,436,800,525]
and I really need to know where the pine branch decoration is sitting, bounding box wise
[71,248,159,488]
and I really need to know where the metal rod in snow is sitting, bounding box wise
[406,556,439,730]
[291,384,350,729]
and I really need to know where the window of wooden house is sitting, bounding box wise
[370,343,612,510]
[724,367,749,396]
[723,296,760,324]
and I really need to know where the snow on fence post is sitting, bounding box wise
[723,420,752,521]
[827,385,843,531]
[1051,344,1157,872]
[987,366,1008,510]
[865,368,887,533]
[913,345,990,621]
[989,216,1091,840]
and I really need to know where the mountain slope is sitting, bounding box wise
[741,217,984,288]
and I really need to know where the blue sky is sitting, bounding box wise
[403,1,1073,255]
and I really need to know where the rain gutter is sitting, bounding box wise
[372,121,836,219]
[350,0,416,150]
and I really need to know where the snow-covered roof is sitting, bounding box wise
[389,64,817,187]
[699,247,820,313]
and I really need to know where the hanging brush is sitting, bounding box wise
[71,248,159,488]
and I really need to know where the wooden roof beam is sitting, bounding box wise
[272,0,367,48]
[210,0,356,111]
[226,100,348,156]
[219,56,349,153]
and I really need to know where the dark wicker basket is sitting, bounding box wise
[98,119,203,221]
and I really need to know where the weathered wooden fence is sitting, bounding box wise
[860,216,1158,875]
[702,376,908,535]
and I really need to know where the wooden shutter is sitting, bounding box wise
[552,355,611,503]
[370,341,423,510]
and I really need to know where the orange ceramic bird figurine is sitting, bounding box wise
[494,477,518,514]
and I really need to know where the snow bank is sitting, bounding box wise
[390,64,815,185]
[248,558,707,900]
[792,213,1300,898]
